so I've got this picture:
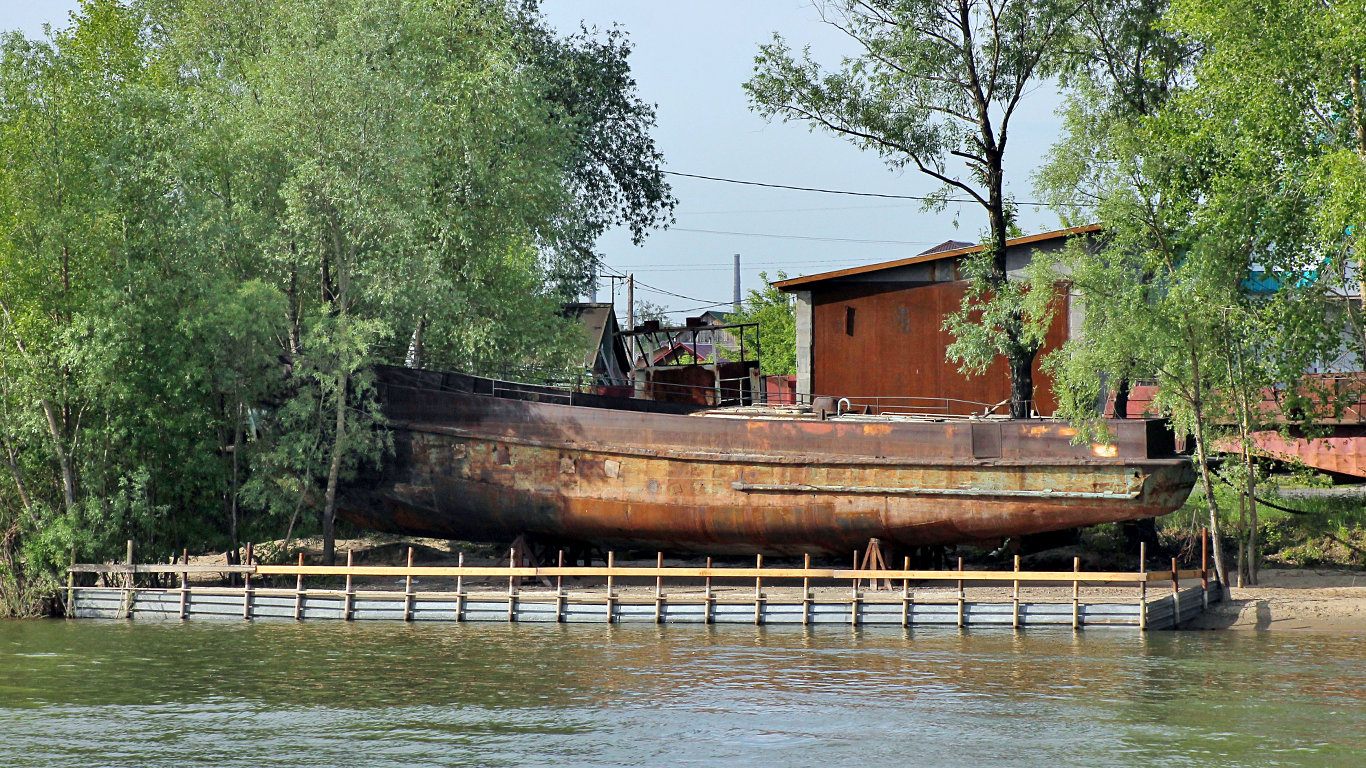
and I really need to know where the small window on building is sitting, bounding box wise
[845,306,856,336]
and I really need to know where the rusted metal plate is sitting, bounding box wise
[1244,428,1366,478]
[340,367,1196,556]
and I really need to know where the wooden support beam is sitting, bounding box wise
[1072,556,1081,630]
[242,542,254,620]
[801,553,811,626]
[403,547,415,622]
[957,556,965,628]
[343,550,354,621]
[294,552,305,621]
[179,548,189,621]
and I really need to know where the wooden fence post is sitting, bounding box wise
[455,552,465,622]
[754,553,764,625]
[957,556,965,628]
[179,548,190,620]
[1012,555,1021,630]
[1171,557,1181,629]
[704,556,713,625]
[66,546,76,619]
[901,556,911,628]
[403,547,415,622]
[293,551,305,621]
[655,551,665,624]
[506,546,518,623]
[1072,556,1081,630]
[801,553,811,626]
[555,550,565,623]
[849,549,861,626]
[1138,542,1148,631]
[242,542,254,620]
[605,551,615,624]
[343,550,354,621]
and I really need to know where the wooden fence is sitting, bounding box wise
[67,541,1219,630]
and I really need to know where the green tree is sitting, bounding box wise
[728,272,797,377]
[746,0,1083,418]
[0,0,673,605]
[1037,0,1346,587]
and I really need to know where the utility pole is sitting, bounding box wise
[733,253,741,313]
[589,263,598,303]
[627,273,637,382]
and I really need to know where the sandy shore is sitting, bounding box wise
[1187,568,1366,631]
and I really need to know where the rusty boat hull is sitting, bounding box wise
[341,367,1197,556]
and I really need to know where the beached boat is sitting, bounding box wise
[339,365,1197,556]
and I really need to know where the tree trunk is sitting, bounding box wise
[408,315,426,370]
[985,160,1038,419]
[1113,377,1130,418]
[1009,358,1034,419]
[285,262,302,362]
[39,400,76,515]
[1,437,37,525]
[1191,412,1228,593]
[229,400,243,549]
[1246,449,1259,586]
[321,370,348,566]
[1236,485,1248,588]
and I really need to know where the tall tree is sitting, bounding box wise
[0,0,674,604]
[1037,0,1345,587]
[747,0,1083,418]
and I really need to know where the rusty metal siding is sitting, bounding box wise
[810,280,1068,415]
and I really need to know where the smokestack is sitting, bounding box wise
[733,253,741,313]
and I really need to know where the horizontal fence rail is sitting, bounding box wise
[68,563,1211,583]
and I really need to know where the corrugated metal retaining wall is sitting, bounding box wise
[69,584,1219,630]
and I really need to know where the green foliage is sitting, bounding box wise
[727,272,797,377]
[0,0,670,608]
[632,299,669,326]
[747,0,1084,417]
[1038,0,1362,584]
[943,240,1061,381]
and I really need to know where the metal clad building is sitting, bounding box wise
[774,225,1102,416]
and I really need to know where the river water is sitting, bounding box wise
[1,620,1362,767]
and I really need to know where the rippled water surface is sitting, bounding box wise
[1,620,1363,767]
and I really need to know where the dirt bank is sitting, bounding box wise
[1187,568,1366,631]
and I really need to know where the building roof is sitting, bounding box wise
[772,224,1102,290]
[918,239,975,256]
[563,302,624,371]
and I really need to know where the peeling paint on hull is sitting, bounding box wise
[341,367,1197,555]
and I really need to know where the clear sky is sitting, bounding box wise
[3,1,1070,317]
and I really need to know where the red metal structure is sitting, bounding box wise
[775,225,1100,416]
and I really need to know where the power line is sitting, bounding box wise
[664,170,1095,207]
[607,259,875,273]
[684,202,919,215]
[670,227,935,245]
[665,171,951,201]
[597,262,726,306]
